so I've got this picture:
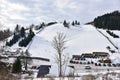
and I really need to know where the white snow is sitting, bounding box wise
[1,23,120,78]
[28,23,117,60]
[98,29,120,63]
[49,65,74,76]
[3,23,120,64]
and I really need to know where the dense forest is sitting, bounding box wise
[94,11,120,30]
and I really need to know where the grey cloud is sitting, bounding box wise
[0,0,120,29]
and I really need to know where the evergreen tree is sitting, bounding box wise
[75,20,77,25]
[72,21,75,26]
[19,28,35,47]
[77,22,80,25]
[29,28,32,35]
[41,22,45,28]
[63,20,69,28]
[20,27,25,37]
[30,24,34,29]
[14,24,20,33]
[12,58,22,73]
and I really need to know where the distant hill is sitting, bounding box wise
[93,11,120,30]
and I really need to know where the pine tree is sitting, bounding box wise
[41,22,45,28]
[63,20,69,28]
[77,22,80,25]
[12,58,22,73]
[20,27,25,37]
[14,24,20,33]
[29,28,32,35]
[72,21,75,26]
[75,20,77,25]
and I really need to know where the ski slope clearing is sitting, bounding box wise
[27,23,118,62]
[4,23,120,63]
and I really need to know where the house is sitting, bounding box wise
[37,65,51,77]
[70,55,85,63]
[72,55,81,60]
[81,53,94,58]
[93,52,109,58]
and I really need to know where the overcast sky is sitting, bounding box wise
[0,0,120,29]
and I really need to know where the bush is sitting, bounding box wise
[112,64,116,67]
[103,63,106,66]
[70,60,73,63]
[98,63,101,66]
[80,62,82,64]
[95,63,98,66]
[87,61,90,64]
[91,61,94,64]
[107,63,112,67]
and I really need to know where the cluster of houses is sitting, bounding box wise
[0,47,22,56]
[70,52,111,64]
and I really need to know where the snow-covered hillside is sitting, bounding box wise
[4,23,120,63]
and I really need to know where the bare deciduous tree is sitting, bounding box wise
[52,33,67,77]
[20,50,32,71]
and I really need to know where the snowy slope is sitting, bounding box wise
[99,29,120,51]
[98,29,120,63]
[28,23,118,61]
[5,23,120,63]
